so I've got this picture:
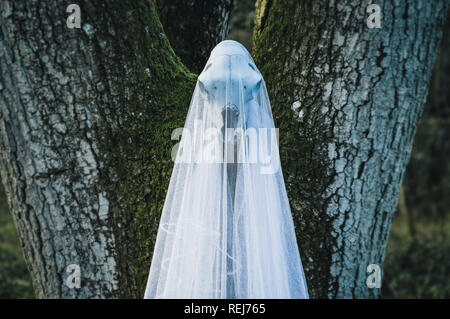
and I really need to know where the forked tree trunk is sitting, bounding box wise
[156,0,233,73]
[253,0,448,298]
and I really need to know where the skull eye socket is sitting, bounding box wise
[203,63,212,72]
[198,80,208,94]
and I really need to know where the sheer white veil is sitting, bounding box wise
[144,40,309,299]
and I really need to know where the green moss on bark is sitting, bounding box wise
[113,5,196,298]
[86,0,197,297]
[253,0,448,298]
[253,0,339,298]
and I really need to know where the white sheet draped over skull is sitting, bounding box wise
[144,40,309,299]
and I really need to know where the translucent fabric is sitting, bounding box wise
[144,40,309,299]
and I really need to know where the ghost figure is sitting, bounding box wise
[197,41,269,201]
[198,41,264,133]
[144,40,309,299]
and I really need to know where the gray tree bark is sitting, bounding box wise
[401,13,450,227]
[253,0,448,298]
[0,0,232,298]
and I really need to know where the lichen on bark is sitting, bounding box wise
[75,0,198,298]
[0,0,197,298]
[253,0,448,298]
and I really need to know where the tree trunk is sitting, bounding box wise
[253,0,448,298]
[0,0,209,298]
[156,0,233,73]
[402,12,450,225]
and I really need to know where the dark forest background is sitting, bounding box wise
[0,0,448,298]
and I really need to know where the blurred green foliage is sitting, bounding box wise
[383,212,450,298]
[0,186,34,298]
[382,215,450,298]
[227,0,255,52]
